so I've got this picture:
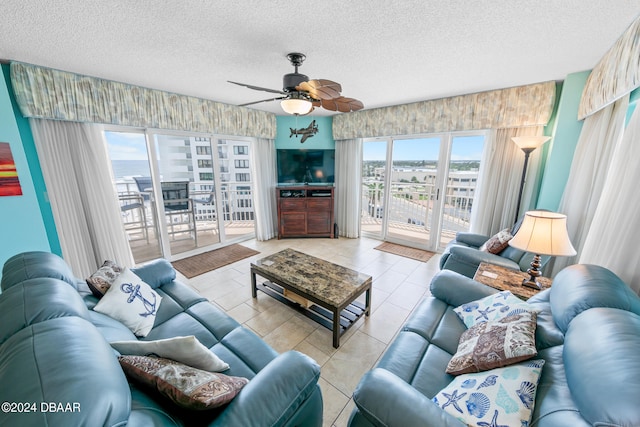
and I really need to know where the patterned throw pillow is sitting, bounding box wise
[433,359,545,427]
[94,268,161,337]
[446,311,538,375]
[118,355,249,410]
[86,260,123,298]
[454,290,538,328]
[479,228,513,254]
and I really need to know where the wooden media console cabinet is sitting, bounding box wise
[277,185,334,238]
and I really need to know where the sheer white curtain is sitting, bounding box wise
[30,119,134,276]
[549,96,629,276]
[580,103,640,292]
[335,138,362,238]
[470,126,545,235]
[250,138,278,240]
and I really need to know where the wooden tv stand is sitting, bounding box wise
[277,185,334,239]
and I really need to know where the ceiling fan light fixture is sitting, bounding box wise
[281,98,313,115]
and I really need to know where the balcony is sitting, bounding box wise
[361,179,474,249]
[116,179,255,263]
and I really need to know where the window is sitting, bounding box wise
[236,173,250,182]
[198,159,212,168]
[196,146,211,155]
[200,172,214,181]
[234,145,248,155]
[361,132,486,251]
[235,159,249,168]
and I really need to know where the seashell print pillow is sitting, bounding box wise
[433,359,545,427]
[454,290,539,328]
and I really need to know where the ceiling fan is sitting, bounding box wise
[229,52,364,115]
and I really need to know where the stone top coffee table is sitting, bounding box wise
[250,248,372,348]
[473,262,552,300]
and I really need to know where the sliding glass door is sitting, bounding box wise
[151,133,221,257]
[361,132,485,251]
[105,129,255,263]
[106,130,163,262]
[361,140,388,236]
[386,136,442,247]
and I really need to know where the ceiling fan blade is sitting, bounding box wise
[319,96,364,113]
[296,79,342,100]
[228,81,285,95]
[239,96,287,107]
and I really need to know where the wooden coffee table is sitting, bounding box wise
[250,248,372,348]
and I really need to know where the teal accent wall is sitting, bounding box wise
[1,65,61,256]
[275,116,334,149]
[536,70,591,210]
[626,87,640,123]
[0,66,51,280]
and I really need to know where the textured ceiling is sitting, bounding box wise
[1,1,640,116]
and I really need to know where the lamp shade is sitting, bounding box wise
[281,98,313,115]
[511,136,551,153]
[508,210,576,256]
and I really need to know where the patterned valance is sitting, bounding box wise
[10,61,276,139]
[578,16,640,120]
[332,81,556,140]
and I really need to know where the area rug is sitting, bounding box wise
[374,242,435,262]
[172,244,260,278]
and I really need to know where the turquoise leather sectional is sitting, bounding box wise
[0,251,323,426]
[349,265,640,426]
[439,231,544,279]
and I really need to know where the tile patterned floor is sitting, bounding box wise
[179,236,442,427]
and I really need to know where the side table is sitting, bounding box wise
[473,262,552,300]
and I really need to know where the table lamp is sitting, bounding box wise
[508,210,576,289]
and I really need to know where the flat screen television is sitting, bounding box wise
[277,149,335,185]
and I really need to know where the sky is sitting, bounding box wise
[105,131,148,160]
[106,131,485,162]
[363,135,485,161]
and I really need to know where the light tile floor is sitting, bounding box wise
[179,236,442,427]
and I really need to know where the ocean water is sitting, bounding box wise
[111,160,150,180]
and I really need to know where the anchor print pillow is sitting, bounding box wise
[433,359,545,427]
[94,268,162,337]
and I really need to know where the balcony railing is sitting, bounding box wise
[115,178,255,256]
[361,178,474,239]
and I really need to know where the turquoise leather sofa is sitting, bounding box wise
[348,265,640,426]
[0,251,323,427]
[439,231,545,279]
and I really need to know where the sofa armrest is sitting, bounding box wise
[454,232,489,248]
[131,258,176,289]
[211,350,321,426]
[441,245,522,279]
[353,369,464,427]
[449,246,520,269]
[430,270,497,307]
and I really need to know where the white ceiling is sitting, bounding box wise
[2,1,640,116]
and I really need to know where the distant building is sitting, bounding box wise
[157,135,254,221]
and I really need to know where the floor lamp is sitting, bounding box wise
[511,136,551,224]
